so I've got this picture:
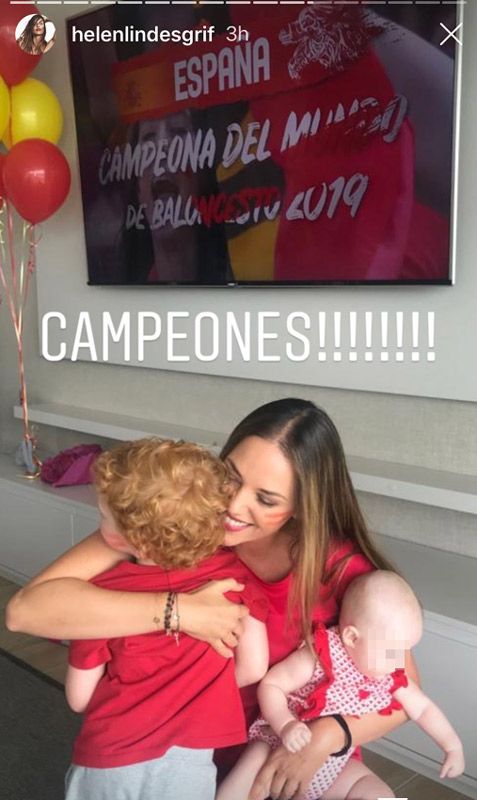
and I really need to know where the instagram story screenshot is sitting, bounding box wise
[0,2,475,800]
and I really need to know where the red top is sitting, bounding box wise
[69,549,268,768]
[239,539,374,724]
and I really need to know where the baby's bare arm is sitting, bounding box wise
[394,679,465,778]
[258,648,316,739]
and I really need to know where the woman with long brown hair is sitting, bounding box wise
[17,15,55,56]
[7,399,416,799]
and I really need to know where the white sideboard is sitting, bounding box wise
[0,455,98,583]
[13,403,477,514]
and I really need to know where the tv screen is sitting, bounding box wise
[67,5,460,285]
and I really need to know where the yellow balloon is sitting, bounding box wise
[0,77,10,142]
[2,77,63,148]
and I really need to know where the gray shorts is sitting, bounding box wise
[65,746,216,800]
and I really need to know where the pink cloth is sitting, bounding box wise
[40,445,102,487]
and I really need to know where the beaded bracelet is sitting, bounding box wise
[164,590,175,633]
[164,591,180,646]
[171,594,180,646]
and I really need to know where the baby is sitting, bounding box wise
[64,438,269,800]
[217,571,465,800]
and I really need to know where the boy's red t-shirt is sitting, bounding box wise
[69,549,268,768]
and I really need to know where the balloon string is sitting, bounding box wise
[0,238,19,339]
[21,231,36,336]
[0,208,20,358]
[0,205,35,450]
[7,86,12,146]
[0,200,5,258]
[6,201,18,310]
[17,220,28,336]
[17,327,30,442]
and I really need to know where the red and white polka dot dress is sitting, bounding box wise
[248,625,408,799]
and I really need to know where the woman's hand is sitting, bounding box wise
[180,579,249,658]
[249,717,339,800]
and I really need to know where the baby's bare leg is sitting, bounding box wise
[322,759,395,800]
[216,741,271,800]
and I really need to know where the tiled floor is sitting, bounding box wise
[0,575,471,799]
[362,750,471,799]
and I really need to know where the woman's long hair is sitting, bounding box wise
[18,15,46,55]
[221,398,394,641]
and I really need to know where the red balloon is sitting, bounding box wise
[0,1,42,86]
[3,139,71,224]
[0,152,6,200]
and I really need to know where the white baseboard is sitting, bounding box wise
[0,564,28,586]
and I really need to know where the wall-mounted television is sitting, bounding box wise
[67,4,460,285]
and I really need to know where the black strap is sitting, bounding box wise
[328,714,353,757]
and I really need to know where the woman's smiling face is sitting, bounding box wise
[223,436,296,547]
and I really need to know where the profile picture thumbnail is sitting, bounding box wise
[16,14,56,56]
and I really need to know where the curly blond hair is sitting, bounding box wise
[93,438,230,568]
